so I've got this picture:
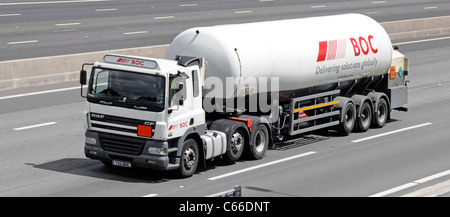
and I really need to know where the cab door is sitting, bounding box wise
[167,70,193,139]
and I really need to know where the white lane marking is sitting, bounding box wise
[142,194,158,197]
[7,40,39,45]
[402,179,450,197]
[153,16,175,20]
[95,8,117,12]
[123,31,148,35]
[424,6,438,10]
[311,5,327,8]
[55,22,81,26]
[234,10,253,14]
[372,1,386,3]
[0,86,79,100]
[370,170,450,197]
[0,14,21,17]
[14,122,58,131]
[207,151,316,181]
[351,123,433,143]
[393,36,450,45]
[0,0,113,6]
[179,4,198,7]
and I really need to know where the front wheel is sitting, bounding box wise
[178,139,199,178]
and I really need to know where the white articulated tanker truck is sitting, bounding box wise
[80,14,408,177]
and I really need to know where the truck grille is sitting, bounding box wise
[90,112,155,137]
[99,132,146,155]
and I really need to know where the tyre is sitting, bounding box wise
[355,102,372,132]
[372,98,388,128]
[178,139,199,178]
[225,127,246,162]
[250,124,269,160]
[338,102,356,135]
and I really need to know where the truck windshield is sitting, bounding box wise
[87,67,165,112]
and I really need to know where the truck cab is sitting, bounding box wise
[81,54,206,176]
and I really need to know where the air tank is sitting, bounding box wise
[166,13,393,100]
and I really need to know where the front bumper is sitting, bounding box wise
[84,130,178,171]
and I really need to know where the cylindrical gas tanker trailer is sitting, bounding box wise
[80,14,408,177]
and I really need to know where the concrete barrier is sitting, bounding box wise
[0,45,169,90]
[1,16,450,90]
[381,15,450,40]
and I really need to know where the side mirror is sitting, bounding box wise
[80,69,87,85]
[80,63,94,98]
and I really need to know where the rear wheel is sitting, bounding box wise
[338,102,356,135]
[250,124,269,160]
[225,128,246,162]
[178,139,199,178]
[356,102,372,132]
[372,98,388,128]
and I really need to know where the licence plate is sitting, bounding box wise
[112,160,132,168]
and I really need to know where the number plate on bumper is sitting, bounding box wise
[112,160,132,168]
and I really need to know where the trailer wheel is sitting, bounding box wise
[338,102,356,134]
[373,98,388,128]
[178,139,199,178]
[226,128,246,162]
[250,124,269,160]
[356,102,372,132]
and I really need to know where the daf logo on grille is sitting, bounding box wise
[91,113,104,119]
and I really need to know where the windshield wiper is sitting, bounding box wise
[133,105,148,110]
[99,100,113,105]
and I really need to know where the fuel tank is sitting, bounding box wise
[166,13,393,99]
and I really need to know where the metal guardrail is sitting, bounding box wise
[207,186,242,197]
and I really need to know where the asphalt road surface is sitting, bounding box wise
[1,0,450,60]
[1,0,450,198]
[0,35,449,197]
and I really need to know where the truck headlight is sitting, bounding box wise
[85,136,97,145]
[148,147,167,155]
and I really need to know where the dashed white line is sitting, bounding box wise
[424,6,438,10]
[95,8,117,12]
[55,22,81,26]
[393,36,450,45]
[371,1,386,4]
[14,122,58,131]
[7,40,39,45]
[123,31,148,35]
[0,0,114,6]
[370,169,450,197]
[234,10,253,14]
[179,4,198,7]
[153,16,175,20]
[311,5,327,8]
[351,123,433,143]
[0,14,21,17]
[207,151,316,181]
[0,86,79,100]
[142,194,158,197]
